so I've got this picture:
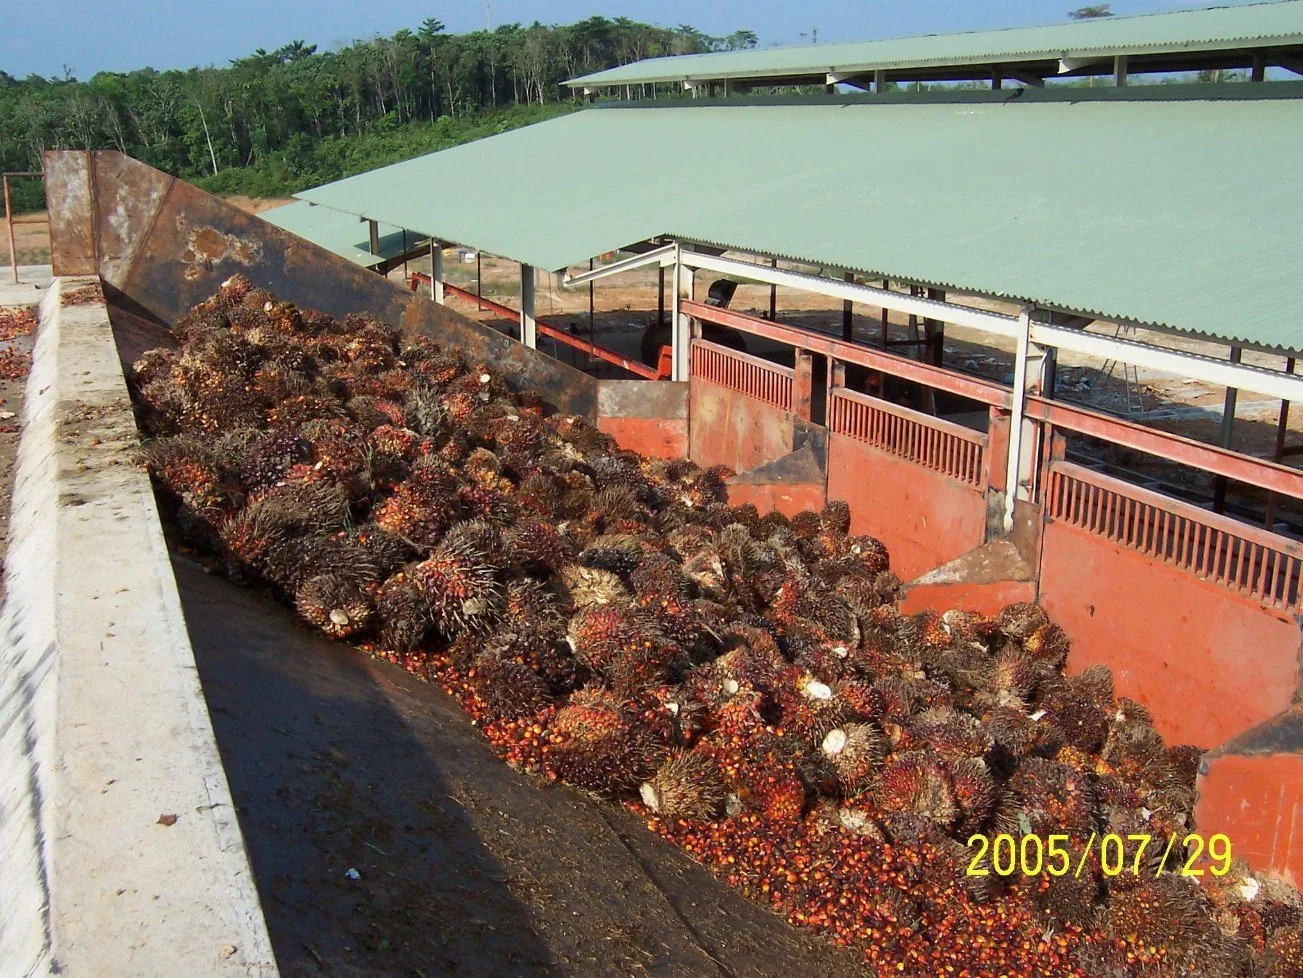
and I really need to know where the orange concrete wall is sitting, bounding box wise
[1196,752,1303,887]
[689,379,795,475]
[826,433,988,583]
[598,416,688,459]
[1039,521,1302,748]
[725,480,826,520]
[899,579,1035,618]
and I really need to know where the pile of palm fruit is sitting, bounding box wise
[132,276,1303,978]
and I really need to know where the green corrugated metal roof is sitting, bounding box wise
[296,88,1303,351]
[567,0,1303,87]
[259,199,411,267]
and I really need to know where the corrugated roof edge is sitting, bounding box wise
[587,80,1303,109]
[566,0,1303,86]
[674,233,1285,353]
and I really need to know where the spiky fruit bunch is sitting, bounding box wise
[640,749,726,819]
[874,750,958,828]
[374,570,432,652]
[546,689,663,795]
[472,655,552,722]
[411,537,502,636]
[821,723,884,797]
[370,483,458,548]
[995,757,1095,839]
[775,671,853,747]
[240,427,310,491]
[566,605,662,675]
[907,706,993,762]
[506,519,571,574]
[294,573,374,639]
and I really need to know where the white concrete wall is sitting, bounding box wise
[0,279,278,977]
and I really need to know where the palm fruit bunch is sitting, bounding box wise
[129,279,1303,978]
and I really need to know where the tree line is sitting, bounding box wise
[0,17,758,208]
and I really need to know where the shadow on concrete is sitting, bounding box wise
[174,558,864,978]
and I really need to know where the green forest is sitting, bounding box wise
[0,17,758,209]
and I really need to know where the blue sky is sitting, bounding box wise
[3,0,1248,79]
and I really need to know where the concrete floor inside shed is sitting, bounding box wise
[173,556,865,978]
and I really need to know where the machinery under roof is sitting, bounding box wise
[567,0,1303,90]
[296,86,1303,352]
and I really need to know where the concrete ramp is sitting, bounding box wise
[0,279,277,976]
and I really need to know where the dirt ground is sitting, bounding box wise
[176,557,866,978]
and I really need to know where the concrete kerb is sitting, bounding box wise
[0,277,278,977]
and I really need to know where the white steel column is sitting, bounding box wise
[671,244,694,382]
[1003,307,1049,533]
[520,263,537,349]
[431,243,445,304]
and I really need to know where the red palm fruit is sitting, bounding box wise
[1022,622,1070,667]
[516,471,563,516]
[375,570,432,652]
[981,648,1038,710]
[820,722,884,797]
[789,510,822,540]
[560,564,629,610]
[294,573,374,639]
[265,393,345,429]
[606,638,678,698]
[472,655,552,722]
[455,483,516,525]
[835,571,900,619]
[505,518,571,575]
[792,640,854,683]
[1104,874,1212,962]
[775,671,852,746]
[547,695,662,796]
[736,754,807,824]
[239,427,310,491]
[638,686,708,746]
[483,625,578,693]
[262,532,379,592]
[994,757,1095,838]
[1070,662,1115,708]
[948,756,998,833]
[874,750,958,828]
[350,524,415,579]
[411,537,502,637]
[1038,684,1109,753]
[370,484,458,548]
[565,605,662,676]
[504,579,563,625]
[819,499,852,536]
[368,423,418,461]
[841,535,890,576]
[996,600,1049,641]
[442,519,504,562]
[640,750,725,819]
[907,706,993,762]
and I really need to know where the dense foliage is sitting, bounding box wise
[0,17,758,207]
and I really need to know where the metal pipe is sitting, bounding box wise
[657,265,665,327]
[476,252,483,310]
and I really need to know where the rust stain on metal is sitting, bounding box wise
[177,220,263,280]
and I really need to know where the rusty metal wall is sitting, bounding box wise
[689,378,796,474]
[43,151,599,417]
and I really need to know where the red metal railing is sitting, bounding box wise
[409,273,664,381]
[1046,461,1303,611]
[682,298,1010,409]
[829,387,986,489]
[691,338,794,412]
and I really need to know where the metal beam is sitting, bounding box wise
[1002,66,1045,87]
[671,244,694,382]
[1030,321,1303,404]
[563,243,676,287]
[1271,53,1303,76]
[520,263,537,349]
[678,250,1021,338]
[1114,55,1129,86]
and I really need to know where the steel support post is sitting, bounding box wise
[1213,345,1243,513]
[842,271,854,341]
[671,245,693,382]
[520,263,537,349]
[431,243,445,304]
[1003,308,1047,532]
[1265,356,1296,527]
